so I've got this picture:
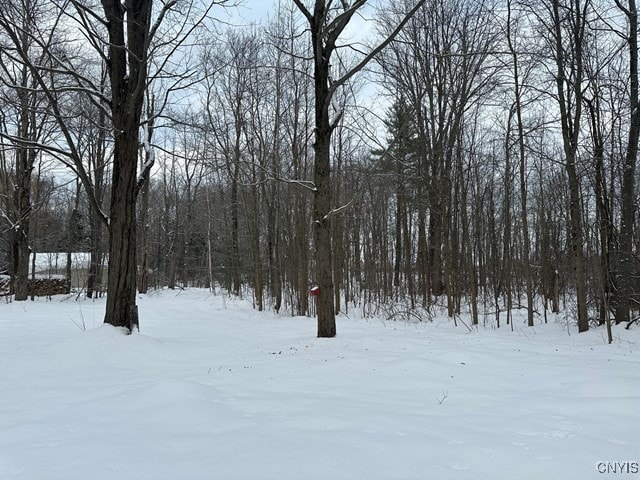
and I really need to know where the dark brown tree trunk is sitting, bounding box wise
[267,59,283,313]
[13,151,31,301]
[313,95,336,337]
[289,74,308,317]
[87,82,107,300]
[417,205,429,305]
[251,167,263,311]
[507,0,534,327]
[13,60,35,302]
[333,158,343,314]
[402,190,414,309]
[393,174,404,291]
[294,200,309,316]
[550,0,589,332]
[293,0,425,336]
[105,126,139,330]
[304,2,336,337]
[230,168,241,296]
[566,162,589,331]
[503,118,513,327]
[138,167,150,294]
[428,190,444,297]
[460,156,478,325]
[585,92,612,327]
[101,0,152,331]
[616,0,639,324]
[267,203,282,312]
[87,175,105,299]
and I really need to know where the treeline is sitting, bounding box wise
[0,0,638,336]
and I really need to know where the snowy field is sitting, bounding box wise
[0,289,638,480]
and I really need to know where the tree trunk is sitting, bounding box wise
[393,175,403,291]
[267,202,281,311]
[12,62,35,302]
[101,0,151,330]
[309,5,336,337]
[417,205,429,305]
[566,162,589,331]
[104,126,139,330]
[428,194,444,297]
[251,174,263,311]
[87,184,104,299]
[503,116,513,327]
[138,99,154,294]
[550,0,589,332]
[138,170,150,294]
[313,106,336,337]
[12,219,30,300]
[87,89,107,300]
[293,0,426,336]
[507,0,534,327]
[616,0,639,324]
[230,172,241,296]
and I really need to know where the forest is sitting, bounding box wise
[1,0,639,339]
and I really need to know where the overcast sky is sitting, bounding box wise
[224,0,279,25]
[223,0,379,39]
[219,0,388,137]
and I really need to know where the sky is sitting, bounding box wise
[227,0,273,24]
[224,0,379,39]
[220,0,388,139]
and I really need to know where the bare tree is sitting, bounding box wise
[506,0,535,327]
[614,0,640,324]
[0,0,58,300]
[1,0,227,330]
[202,30,264,297]
[526,0,591,331]
[292,0,425,337]
[80,0,154,330]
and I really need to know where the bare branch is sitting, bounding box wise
[292,0,313,22]
[329,0,426,96]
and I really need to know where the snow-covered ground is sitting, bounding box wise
[0,289,637,480]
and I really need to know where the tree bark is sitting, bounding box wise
[507,0,535,327]
[101,0,152,331]
[13,55,36,301]
[615,0,639,324]
[550,0,589,332]
[293,0,426,337]
[312,85,336,336]
[12,142,32,301]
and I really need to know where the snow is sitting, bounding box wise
[0,289,638,480]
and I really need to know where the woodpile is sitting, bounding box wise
[0,277,69,297]
[28,278,69,296]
